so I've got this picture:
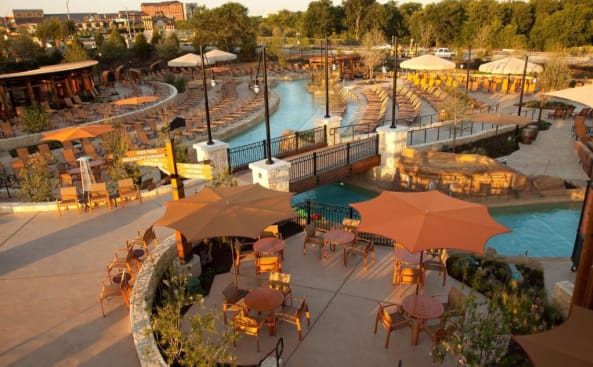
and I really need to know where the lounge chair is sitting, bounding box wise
[117,178,141,207]
[56,186,82,215]
[87,182,112,210]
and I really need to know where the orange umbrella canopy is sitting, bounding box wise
[513,306,593,367]
[153,184,295,242]
[41,124,114,142]
[112,95,160,106]
[350,190,510,253]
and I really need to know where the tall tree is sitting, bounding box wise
[361,28,386,82]
[343,0,376,40]
[62,37,89,62]
[302,0,335,38]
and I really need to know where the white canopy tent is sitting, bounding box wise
[478,56,543,75]
[167,53,209,67]
[400,54,456,71]
[545,84,593,108]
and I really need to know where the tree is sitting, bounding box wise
[156,32,180,61]
[10,34,43,62]
[62,37,89,63]
[302,0,336,38]
[535,55,571,123]
[344,0,376,40]
[151,260,235,367]
[361,28,386,82]
[439,84,472,153]
[19,155,56,202]
[133,33,151,61]
[20,104,49,133]
[99,28,127,67]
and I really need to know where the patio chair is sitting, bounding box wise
[117,178,142,207]
[346,236,375,271]
[82,139,99,160]
[16,147,29,161]
[64,97,82,109]
[421,249,448,286]
[222,282,249,324]
[62,149,78,167]
[56,186,82,215]
[440,286,466,321]
[0,121,16,138]
[233,309,266,352]
[393,264,424,293]
[302,222,327,257]
[259,224,282,239]
[98,270,132,317]
[268,272,292,305]
[422,321,448,361]
[88,182,113,210]
[234,239,256,274]
[255,254,282,275]
[374,302,413,348]
[275,296,311,340]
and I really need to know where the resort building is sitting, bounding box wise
[141,1,185,21]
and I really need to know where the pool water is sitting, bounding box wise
[294,183,581,257]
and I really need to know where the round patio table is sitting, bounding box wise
[323,229,355,260]
[254,237,285,260]
[401,294,444,346]
[244,287,284,336]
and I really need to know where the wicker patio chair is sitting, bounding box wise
[374,302,413,348]
[275,296,311,340]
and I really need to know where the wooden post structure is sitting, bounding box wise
[573,182,593,308]
[165,139,192,263]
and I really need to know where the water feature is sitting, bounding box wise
[294,182,581,257]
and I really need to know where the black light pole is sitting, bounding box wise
[324,36,330,118]
[390,35,398,128]
[262,46,273,165]
[465,45,472,95]
[200,46,214,145]
[517,55,529,117]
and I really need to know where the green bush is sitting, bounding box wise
[18,155,57,202]
[20,104,50,134]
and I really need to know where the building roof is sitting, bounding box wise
[0,60,98,81]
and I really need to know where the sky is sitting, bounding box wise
[0,0,434,17]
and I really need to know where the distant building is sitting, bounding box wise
[185,3,198,19]
[12,9,44,25]
[141,1,184,21]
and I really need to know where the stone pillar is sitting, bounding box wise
[314,115,342,146]
[249,158,291,192]
[193,140,229,178]
[376,125,408,182]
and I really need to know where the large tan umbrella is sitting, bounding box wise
[41,124,114,142]
[350,190,510,254]
[167,53,208,67]
[545,84,593,108]
[478,56,543,75]
[204,49,237,63]
[512,305,593,367]
[400,54,456,71]
[153,184,295,242]
[470,112,533,126]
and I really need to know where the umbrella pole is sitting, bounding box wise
[416,251,424,295]
[231,237,238,286]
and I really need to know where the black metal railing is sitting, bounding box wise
[0,173,20,199]
[291,199,394,246]
[288,135,378,182]
[227,126,326,172]
[407,120,508,146]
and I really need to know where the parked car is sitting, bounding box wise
[435,48,454,58]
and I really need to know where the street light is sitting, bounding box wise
[324,36,330,119]
[200,46,214,145]
[252,46,274,165]
[517,54,529,117]
[390,35,398,129]
[465,45,472,95]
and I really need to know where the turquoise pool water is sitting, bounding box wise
[228,80,319,147]
[294,183,581,257]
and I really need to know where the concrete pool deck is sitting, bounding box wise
[0,85,583,366]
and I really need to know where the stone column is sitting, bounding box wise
[314,115,342,146]
[376,125,408,182]
[193,140,229,178]
[249,158,291,192]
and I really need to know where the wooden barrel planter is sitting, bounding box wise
[520,126,539,144]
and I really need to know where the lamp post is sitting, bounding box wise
[324,36,330,119]
[517,55,529,117]
[252,46,274,165]
[200,46,214,145]
[390,35,398,128]
[465,45,472,95]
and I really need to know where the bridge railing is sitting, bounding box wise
[407,120,509,146]
[287,135,378,182]
[227,126,326,172]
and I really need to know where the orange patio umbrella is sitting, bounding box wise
[350,190,510,254]
[513,305,593,367]
[41,124,114,142]
[112,95,160,106]
[153,184,295,242]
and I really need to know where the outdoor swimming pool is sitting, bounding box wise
[292,182,581,257]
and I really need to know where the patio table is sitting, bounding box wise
[244,287,284,336]
[254,237,285,260]
[401,294,444,346]
[323,229,355,262]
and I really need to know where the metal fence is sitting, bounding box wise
[407,120,508,146]
[287,135,378,182]
[227,126,327,172]
[290,199,394,246]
